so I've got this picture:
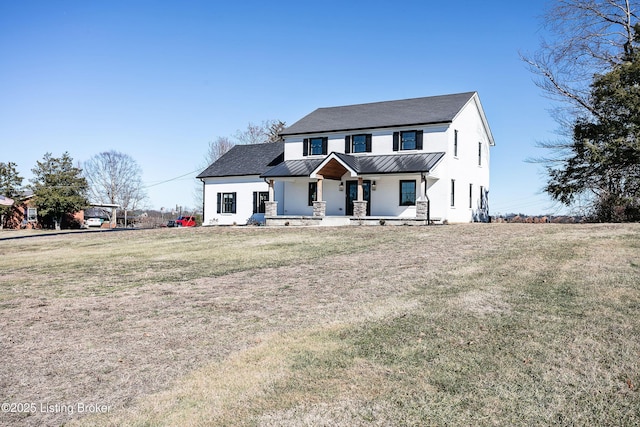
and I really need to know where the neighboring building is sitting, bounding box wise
[197,142,285,225]
[1,192,39,229]
[199,92,494,225]
[1,193,110,230]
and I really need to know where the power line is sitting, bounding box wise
[143,168,202,189]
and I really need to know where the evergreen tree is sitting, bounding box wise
[546,44,640,221]
[0,162,24,228]
[30,152,89,229]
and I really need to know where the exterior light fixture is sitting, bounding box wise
[338,182,344,191]
[372,181,377,191]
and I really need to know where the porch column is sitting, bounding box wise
[416,173,430,224]
[268,179,275,201]
[316,175,323,202]
[312,175,326,217]
[353,176,367,218]
[265,179,278,217]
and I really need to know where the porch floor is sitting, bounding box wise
[265,215,440,226]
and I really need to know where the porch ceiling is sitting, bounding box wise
[316,158,349,180]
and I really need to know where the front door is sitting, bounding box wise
[345,180,371,216]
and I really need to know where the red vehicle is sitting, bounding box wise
[175,216,196,227]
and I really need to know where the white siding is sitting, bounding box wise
[442,97,491,222]
[202,176,284,225]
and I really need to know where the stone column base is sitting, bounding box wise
[312,201,326,217]
[416,200,429,220]
[353,200,368,218]
[265,201,278,217]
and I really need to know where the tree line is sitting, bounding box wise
[0,151,146,230]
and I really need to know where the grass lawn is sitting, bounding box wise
[0,224,639,426]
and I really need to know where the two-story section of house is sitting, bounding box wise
[260,91,494,224]
[198,91,494,225]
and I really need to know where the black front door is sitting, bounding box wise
[345,180,371,216]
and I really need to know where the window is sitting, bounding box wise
[480,186,486,209]
[311,138,324,155]
[308,182,317,206]
[469,184,473,209]
[393,130,423,151]
[353,135,367,153]
[478,142,482,166]
[401,131,416,150]
[303,137,328,156]
[451,180,455,207]
[346,134,371,153]
[399,180,416,206]
[27,207,37,222]
[253,191,268,214]
[454,130,459,157]
[217,192,236,214]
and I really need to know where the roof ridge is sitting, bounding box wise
[314,91,477,110]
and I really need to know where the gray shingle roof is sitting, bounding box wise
[197,142,284,178]
[281,92,476,135]
[261,152,445,178]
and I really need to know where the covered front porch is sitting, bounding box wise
[264,215,440,227]
[260,152,444,226]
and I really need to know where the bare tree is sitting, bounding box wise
[234,122,268,145]
[524,0,640,218]
[120,175,146,227]
[522,0,638,121]
[194,120,286,208]
[206,136,235,165]
[84,151,147,226]
[234,120,286,145]
[266,119,286,142]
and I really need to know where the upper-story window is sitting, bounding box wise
[402,131,416,150]
[478,142,482,166]
[303,137,328,156]
[345,134,372,153]
[454,130,459,157]
[393,130,423,151]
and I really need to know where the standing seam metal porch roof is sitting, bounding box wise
[261,152,445,178]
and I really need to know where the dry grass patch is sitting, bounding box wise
[1,224,639,426]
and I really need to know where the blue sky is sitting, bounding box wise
[1,1,564,215]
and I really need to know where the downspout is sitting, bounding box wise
[422,173,430,225]
[201,179,205,223]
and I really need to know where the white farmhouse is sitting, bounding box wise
[198,91,494,225]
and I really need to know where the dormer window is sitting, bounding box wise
[393,130,423,151]
[303,137,328,156]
